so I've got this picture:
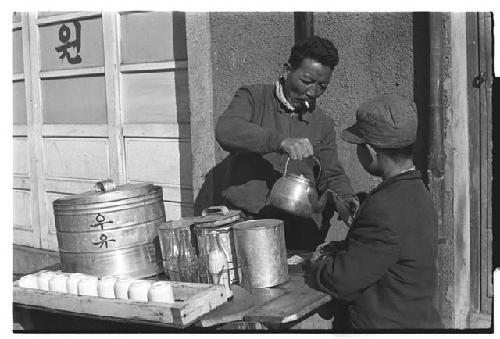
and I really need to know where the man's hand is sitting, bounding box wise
[280,138,314,160]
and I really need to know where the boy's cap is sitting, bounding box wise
[341,95,418,148]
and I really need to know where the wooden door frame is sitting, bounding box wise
[466,12,493,327]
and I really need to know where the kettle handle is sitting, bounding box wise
[283,156,322,186]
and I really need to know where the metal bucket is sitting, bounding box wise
[52,180,165,279]
[232,219,288,289]
[193,206,242,284]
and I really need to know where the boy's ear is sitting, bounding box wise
[283,62,291,72]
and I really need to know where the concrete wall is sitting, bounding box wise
[314,12,415,193]
[210,12,295,162]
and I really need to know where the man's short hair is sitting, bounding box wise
[374,144,415,162]
[288,36,339,70]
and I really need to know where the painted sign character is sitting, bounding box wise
[54,20,82,64]
[90,213,114,230]
[93,234,117,249]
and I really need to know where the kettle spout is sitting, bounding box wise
[318,190,331,211]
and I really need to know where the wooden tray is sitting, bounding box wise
[13,279,228,328]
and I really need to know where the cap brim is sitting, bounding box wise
[341,125,367,144]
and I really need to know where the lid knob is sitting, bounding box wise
[94,179,116,192]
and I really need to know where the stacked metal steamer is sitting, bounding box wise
[52,180,165,279]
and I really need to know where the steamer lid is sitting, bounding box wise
[53,181,158,205]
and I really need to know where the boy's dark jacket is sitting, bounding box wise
[312,170,443,329]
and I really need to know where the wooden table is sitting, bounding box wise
[196,273,334,330]
[13,253,337,332]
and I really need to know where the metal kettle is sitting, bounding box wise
[267,156,330,218]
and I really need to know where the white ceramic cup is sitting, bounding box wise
[19,274,38,289]
[49,274,68,293]
[128,280,151,302]
[77,276,99,296]
[37,271,57,291]
[114,275,134,299]
[148,281,175,303]
[98,275,117,298]
[66,273,86,295]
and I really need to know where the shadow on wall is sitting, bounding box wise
[193,156,232,215]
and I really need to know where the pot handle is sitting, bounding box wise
[202,205,230,216]
[283,156,322,186]
[94,179,116,192]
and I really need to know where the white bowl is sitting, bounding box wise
[77,276,98,296]
[98,275,117,298]
[128,280,151,302]
[148,281,174,303]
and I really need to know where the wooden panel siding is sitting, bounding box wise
[43,138,110,180]
[12,28,24,74]
[13,81,28,124]
[39,17,104,71]
[13,12,22,22]
[121,70,190,124]
[120,12,187,64]
[14,177,31,190]
[44,178,98,195]
[13,125,28,137]
[13,190,33,231]
[37,11,83,19]
[124,138,192,188]
[13,137,29,176]
[41,76,107,124]
[41,124,108,137]
[122,123,191,139]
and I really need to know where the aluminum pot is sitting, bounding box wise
[52,180,165,278]
[232,219,288,289]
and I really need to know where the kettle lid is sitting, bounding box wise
[284,173,314,185]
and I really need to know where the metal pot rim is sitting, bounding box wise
[232,219,283,230]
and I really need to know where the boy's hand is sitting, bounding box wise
[330,191,359,227]
[311,242,330,263]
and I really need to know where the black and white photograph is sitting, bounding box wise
[7,2,498,334]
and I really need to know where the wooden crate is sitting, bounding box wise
[13,279,228,328]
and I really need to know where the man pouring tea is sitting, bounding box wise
[216,36,358,250]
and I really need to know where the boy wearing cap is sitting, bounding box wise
[311,95,443,329]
